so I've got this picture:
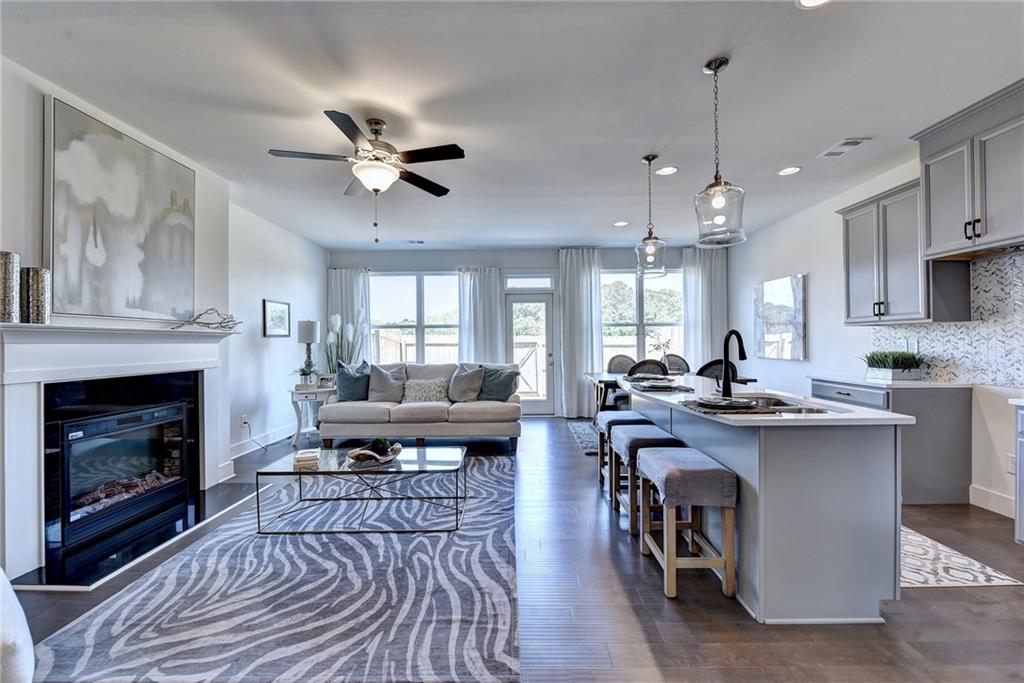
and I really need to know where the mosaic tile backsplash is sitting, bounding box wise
[873,247,1024,387]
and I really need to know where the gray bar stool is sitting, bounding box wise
[637,447,739,598]
[609,425,683,535]
[595,411,653,488]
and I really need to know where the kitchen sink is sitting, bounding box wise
[736,395,832,414]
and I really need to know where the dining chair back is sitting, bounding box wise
[695,359,738,381]
[627,360,669,376]
[661,354,690,375]
[606,354,636,373]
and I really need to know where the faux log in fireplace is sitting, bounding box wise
[43,372,200,583]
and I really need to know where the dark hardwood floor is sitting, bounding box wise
[18,418,1024,682]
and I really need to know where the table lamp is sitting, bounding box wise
[297,320,320,375]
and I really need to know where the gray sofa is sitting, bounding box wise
[318,362,521,451]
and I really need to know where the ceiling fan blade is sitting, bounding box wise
[399,170,450,197]
[398,144,465,164]
[324,111,370,150]
[268,149,354,162]
[343,176,365,197]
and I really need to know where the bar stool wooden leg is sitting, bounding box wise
[663,504,677,598]
[688,505,700,554]
[627,461,639,536]
[598,432,606,485]
[723,507,736,597]
[610,449,620,511]
[639,476,651,556]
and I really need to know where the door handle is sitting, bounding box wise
[972,218,982,239]
[964,220,972,240]
[872,302,878,316]
[878,300,885,316]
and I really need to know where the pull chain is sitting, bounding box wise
[646,159,654,237]
[372,191,380,243]
[712,67,721,182]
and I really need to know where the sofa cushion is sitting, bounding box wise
[448,400,522,423]
[449,363,485,402]
[368,364,407,402]
[390,401,450,423]
[403,377,450,403]
[405,363,459,381]
[479,367,520,402]
[336,361,370,402]
[319,401,396,423]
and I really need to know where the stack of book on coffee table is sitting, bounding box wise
[293,448,320,468]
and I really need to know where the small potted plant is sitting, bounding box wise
[861,351,926,382]
[294,365,319,391]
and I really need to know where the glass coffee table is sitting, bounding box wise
[255,446,467,534]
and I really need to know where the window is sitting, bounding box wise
[369,273,459,364]
[600,271,684,364]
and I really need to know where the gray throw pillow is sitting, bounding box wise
[336,361,370,402]
[368,364,407,402]
[403,377,450,403]
[478,367,520,402]
[449,363,485,402]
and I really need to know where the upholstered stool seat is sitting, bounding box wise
[595,410,653,488]
[637,447,739,599]
[608,425,683,535]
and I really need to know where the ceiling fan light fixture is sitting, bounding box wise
[352,160,400,193]
[795,0,831,9]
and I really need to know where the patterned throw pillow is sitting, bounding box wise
[402,377,450,403]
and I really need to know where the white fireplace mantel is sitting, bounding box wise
[0,322,235,578]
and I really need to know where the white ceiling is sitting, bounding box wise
[3,1,1023,250]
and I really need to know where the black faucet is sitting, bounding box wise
[721,329,747,398]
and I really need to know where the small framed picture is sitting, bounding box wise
[318,374,336,388]
[262,299,291,337]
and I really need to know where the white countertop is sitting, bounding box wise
[620,376,916,427]
[1009,398,1024,407]
[809,374,973,389]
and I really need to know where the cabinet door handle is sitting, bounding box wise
[836,391,853,397]
[872,302,878,316]
[964,220,972,240]
[878,300,885,316]
[972,218,982,239]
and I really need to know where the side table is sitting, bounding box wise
[290,387,335,447]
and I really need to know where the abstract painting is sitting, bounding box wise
[754,273,807,360]
[47,97,195,320]
[262,299,290,337]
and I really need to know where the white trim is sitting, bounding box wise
[230,424,293,459]
[217,460,236,484]
[969,483,1015,518]
[763,616,886,625]
[13,485,266,594]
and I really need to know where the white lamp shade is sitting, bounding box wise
[297,320,320,344]
[352,160,400,193]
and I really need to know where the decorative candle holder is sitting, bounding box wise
[0,251,20,323]
[20,267,51,324]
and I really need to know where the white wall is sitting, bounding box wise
[228,204,327,456]
[726,160,920,395]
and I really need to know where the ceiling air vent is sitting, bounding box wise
[817,137,873,159]
[406,240,425,245]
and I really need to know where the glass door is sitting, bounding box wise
[505,293,555,415]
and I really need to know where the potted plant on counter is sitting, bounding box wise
[861,351,926,381]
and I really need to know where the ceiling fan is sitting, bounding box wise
[268,111,464,197]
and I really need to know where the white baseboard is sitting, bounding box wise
[230,424,294,459]
[969,484,1015,518]
[217,460,236,483]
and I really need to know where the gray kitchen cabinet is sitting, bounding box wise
[915,80,1024,259]
[879,185,927,320]
[812,378,972,505]
[843,204,880,324]
[922,140,974,257]
[974,114,1024,249]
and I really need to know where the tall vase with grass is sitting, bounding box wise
[861,351,926,381]
[325,312,366,372]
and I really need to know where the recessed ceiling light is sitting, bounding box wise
[612,220,629,227]
[655,166,678,176]
[795,0,831,8]
[777,166,801,176]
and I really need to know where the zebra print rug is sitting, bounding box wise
[35,456,519,683]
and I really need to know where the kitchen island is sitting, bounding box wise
[619,375,915,624]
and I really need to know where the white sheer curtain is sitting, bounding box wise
[457,267,505,362]
[327,268,371,366]
[558,247,602,418]
[682,247,729,370]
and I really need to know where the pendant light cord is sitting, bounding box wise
[712,67,721,183]
[373,191,380,243]
[646,158,654,238]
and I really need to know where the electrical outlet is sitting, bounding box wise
[240,414,248,429]
[1008,452,1017,476]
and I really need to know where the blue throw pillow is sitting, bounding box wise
[478,367,520,402]
[336,361,370,401]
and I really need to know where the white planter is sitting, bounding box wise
[865,367,922,382]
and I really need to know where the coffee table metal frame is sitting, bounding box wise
[255,447,467,534]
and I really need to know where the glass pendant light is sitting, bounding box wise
[695,56,746,249]
[636,154,666,278]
